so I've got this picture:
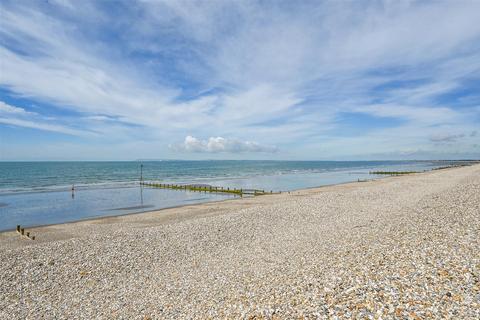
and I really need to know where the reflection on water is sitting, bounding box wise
[0,161,449,231]
[0,186,234,231]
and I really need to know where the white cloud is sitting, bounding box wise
[0,101,36,115]
[170,136,278,153]
[351,103,463,126]
[0,101,93,136]
[0,117,90,137]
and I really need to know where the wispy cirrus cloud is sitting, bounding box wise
[0,0,479,159]
[0,101,92,136]
[0,101,36,115]
[0,117,90,136]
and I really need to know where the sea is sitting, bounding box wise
[0,160,458,231]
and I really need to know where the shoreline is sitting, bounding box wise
[0,163,472,241]
[0,167,437,234]
[2,162,475,233]
[0,194,244,233]
[1,163,479,318]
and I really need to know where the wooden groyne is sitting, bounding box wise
[140,182,276,196]
[16,225,35,240]
[370,171,419,175]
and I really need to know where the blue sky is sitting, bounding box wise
[0,0,479,160]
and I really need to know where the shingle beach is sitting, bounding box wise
[1,164,479,319]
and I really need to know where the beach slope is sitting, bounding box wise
[1,165,479,319]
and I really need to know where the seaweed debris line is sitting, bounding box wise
[140,182,276,196]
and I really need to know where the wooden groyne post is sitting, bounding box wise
[140,182,279,196]
[16,224,35,240]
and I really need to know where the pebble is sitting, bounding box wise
[1,165,479,319]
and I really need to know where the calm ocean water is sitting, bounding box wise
[0,160,454,230]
